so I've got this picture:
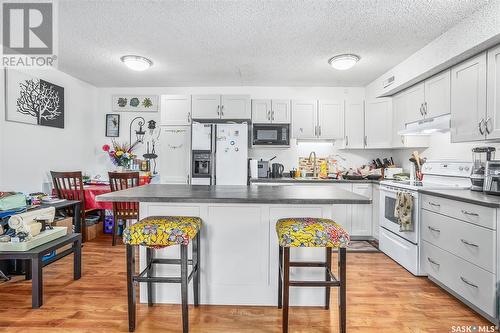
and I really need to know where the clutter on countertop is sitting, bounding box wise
[409,151,426,181]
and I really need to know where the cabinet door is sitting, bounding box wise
[344,100,364,148]
[391,93,406,148]
[221,95,251,119]
[486,45,500,139]
[192,95,221,119]
[351,184,372,236]
[404,82,425,123]
[251,99,271,123]
[330,183,352,233]
[451,52,487,142]
[365,99,392,148]
[160,95,191,126]
[318,100,343,139]
[291,100,318,139]
[159,126,191,184]
[371,185,380,239]
[424,70,451,118]
[271,99,291,124]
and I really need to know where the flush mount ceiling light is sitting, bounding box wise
[328,54,360,70]
[120,55,153,71]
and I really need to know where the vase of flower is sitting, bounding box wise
[102,140,137,172]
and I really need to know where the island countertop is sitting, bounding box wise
[96,184,371,205]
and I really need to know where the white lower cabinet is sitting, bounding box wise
[351,183,372,236]
[420,195,498,321]
[371,184,380,239]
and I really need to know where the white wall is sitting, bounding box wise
[0,68,98,193]
[366,1,500,99]
[92,86,390,177]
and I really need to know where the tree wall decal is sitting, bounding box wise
[16,79,61,125]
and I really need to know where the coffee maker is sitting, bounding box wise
[470,147,495,191]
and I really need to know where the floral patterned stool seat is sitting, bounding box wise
[276,217,350,333]
[123,216,202,333]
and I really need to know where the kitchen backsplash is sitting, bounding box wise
[299,157,328,175]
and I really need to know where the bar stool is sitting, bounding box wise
[276,217,350,333]
[123,216,201,333]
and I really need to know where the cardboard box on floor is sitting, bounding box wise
[53,217,73,254]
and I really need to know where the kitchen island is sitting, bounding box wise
[97,184,370,306]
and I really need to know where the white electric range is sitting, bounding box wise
[379,161,472,276]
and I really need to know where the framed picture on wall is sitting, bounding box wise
[5,69,65,129]
[111,95,159,112]
[105,114,120,137]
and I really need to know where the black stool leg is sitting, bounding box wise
[193,233,200,307]
[126,244,136,332]
[339,247,347,333]
[325,247,332,310]
[278,245,283,309]
[146,247,154,307]
[180,244,189,333]
[282,247,290,333]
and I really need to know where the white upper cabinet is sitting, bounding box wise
[192,95,220,119]
[251,99,290,124]
[486,45,500,139]
[271,100,291,124]
[251,99,271,123]
[365,99,392,148]
[424,70,451,118]
[292,100,318,139]
[404,82,426,124]
[192,95,250,120]
[160,95,191,126]
[344,100,364,148]
[451,52,487,142]
[220,95,251,119]
[318,100,344,140]
[159,126,191,184]
[392,93,407,148]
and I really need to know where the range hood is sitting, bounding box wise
[398,114,451,136]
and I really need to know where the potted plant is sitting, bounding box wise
[102,140,137,172]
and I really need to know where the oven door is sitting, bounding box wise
[379,186,418,244]
[252,124,289,146]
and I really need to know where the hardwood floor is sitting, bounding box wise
[0,235,494,333]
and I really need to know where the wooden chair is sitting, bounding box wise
[51,171,87,242]
[108,172,140,246]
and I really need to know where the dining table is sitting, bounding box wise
[83,184,113,211]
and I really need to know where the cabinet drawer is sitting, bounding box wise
[422,241,497,318]
[421,194,496,230]
[421,209,496,273]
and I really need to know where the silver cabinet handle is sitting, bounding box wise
[187,112,191,123]
[345,136,348,146]
[478,119,485,135]
[314,126,317,137]
[318,126,321,137]
[187,174,190,184]
[427,257,440,266]
[401,136,405,144]
[271,110,275,121]
[485,117,491,134]
[419,104,424,116]
[428,201,441,207]
[364,135,367,147]
[267,110,271,120]
[221,105,224,117]
[428,226,441,233]
[217,105,220,116]
[424,102,428,115]
[460,276,478,288]
[461,239,479,248]
[461,210,479,217]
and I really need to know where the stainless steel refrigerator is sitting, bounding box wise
[191,122,248,185]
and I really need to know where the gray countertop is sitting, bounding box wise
[249,177,380,184]
[96,184,372,205]
[419,189,500,208]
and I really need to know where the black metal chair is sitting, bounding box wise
[123,216,202,333]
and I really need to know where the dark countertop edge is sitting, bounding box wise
[249,178,380,184]
[419,189,500,208]
[96,196,371,205]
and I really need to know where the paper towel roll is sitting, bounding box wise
[249,159,258,179]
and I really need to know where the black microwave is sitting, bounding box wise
[252,124,290,146]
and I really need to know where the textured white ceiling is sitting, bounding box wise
[58,0,489,87]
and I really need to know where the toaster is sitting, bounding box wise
[257,160,269,178]
[483,160,500,195]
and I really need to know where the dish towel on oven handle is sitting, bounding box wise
[394,191,413,232]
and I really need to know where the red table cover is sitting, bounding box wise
[83,185,113,211]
